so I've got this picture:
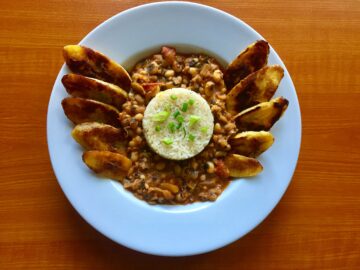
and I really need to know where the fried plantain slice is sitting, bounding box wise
[234,97,288,131]
[224,154,263,177]
[226,65,284,115]
[229,131,274,157]
[82,150,132,181]
[61,97,121,127]
[72,122,127,155]
[63,45,131,90]
[224,40,270,90]
[62,74,128,109]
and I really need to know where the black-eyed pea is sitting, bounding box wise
[205,81,215,97]
[189,67,198,76]
[206,161,215,173]
[134,113,143,121]
[214,123,223,134]
[213,70,223,83]
[164,69,175,78]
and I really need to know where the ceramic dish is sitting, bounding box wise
[47,1,301,256]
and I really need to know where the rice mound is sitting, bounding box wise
[143,88,214,160]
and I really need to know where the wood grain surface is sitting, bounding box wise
[1,0,359,269]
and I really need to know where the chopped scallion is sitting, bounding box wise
[200,126,208,133]
[176,122,182,129]
[181,102,188,112]
[188,134,195,141]
[176,115,184,123]
[155,126,161,132]
[188,98,195,105]
[170,94,177,100]
[152,111,170,122]
[189,115,201,126]
[173,110,180,118]
[162,138,173,145]
[168,122,176,133]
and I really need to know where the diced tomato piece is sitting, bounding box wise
[141,82,163,92]
[214,159,230,179]
[161,46,176,65]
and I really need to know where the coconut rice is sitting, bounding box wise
[143,88,214,160]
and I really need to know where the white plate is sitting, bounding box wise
[47,1,301,256]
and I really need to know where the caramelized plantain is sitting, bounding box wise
[224,154,263,177]
[226,65,284,115]
[82,150,132,181]
[62,74,128,109]
[63,45,131,90]
[61,97,121,127]
[72,122,127,155]
[224,40,269,90]
[234,97,288,131]
[229,131,274,157]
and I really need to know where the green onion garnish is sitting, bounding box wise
[176,122,182,129]
[176,115,184,123]
[181,102,188,112]
[182,127,187,138]
[189,134,195,141]
[173,110,180,118]
[189,115,201,126]
[155,126,161,132]
[152,111,170,122]
[170,94,177,100]
[164,104,172,112]
[188,98,195,105]
[162,138,173,145]
[168,122,176,133]
[200,126,208,133]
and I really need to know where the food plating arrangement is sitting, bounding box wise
[61,40,288,204]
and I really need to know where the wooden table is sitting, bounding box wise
[1,0,359,268]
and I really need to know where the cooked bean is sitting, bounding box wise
[173,76,182,85]
[215,151,227,157]
[131,82,145,95]
[134,136,142,144]
[135,94,145,104]
[131,152,139,162]
[165,82,174,89]
[189,67,198,76]
[130,118,138,129]
[160,182,179,193]
[136,127,142,135]
[128,140,135,147]
[224,123,236,132]
[134,113,143,121]
[136,106,145,114]
[164,70,175,77]
[214,123,223,134]
[213,70,223,82]
[206,161,215,173]
[191,159,199,170]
